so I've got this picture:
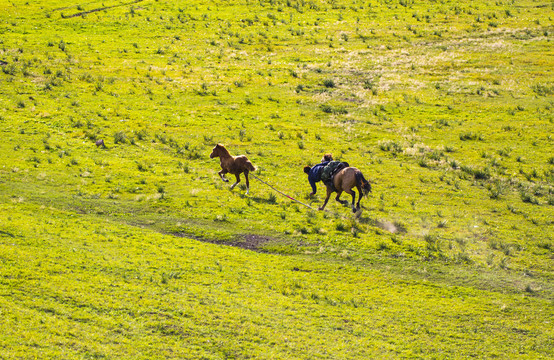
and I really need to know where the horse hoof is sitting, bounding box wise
[318,207,324,211]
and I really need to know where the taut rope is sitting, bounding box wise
[250,173,316,210]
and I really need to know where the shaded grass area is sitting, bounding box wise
[1,202,552,359]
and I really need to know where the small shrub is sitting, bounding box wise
[320,104,347,114]
[497,148,511,157]
[531,83,554,96]
[2,63,17,75]
[418,158,429,168]
[379,140,403,153]
[155,133,168,144]
[136,129,148,140]
[459,132,482,141]
[473,167,491,180]
[114,131,127,144]
[520,191,539,205]
[488,181,506,199]
[323,79,336,88]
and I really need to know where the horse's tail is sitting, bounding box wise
[355,171,372,196]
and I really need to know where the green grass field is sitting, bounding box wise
[1,0,553,358]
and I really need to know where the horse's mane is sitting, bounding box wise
[216,144,231,157]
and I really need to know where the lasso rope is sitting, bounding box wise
[250,173,316,210]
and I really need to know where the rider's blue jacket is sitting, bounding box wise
[307,161,330,194]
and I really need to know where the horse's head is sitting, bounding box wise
[210,144,223,159]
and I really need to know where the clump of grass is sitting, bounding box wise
[488,180,506,199]
[461,165,491,180]
[437,219,448,228]
[320,104,348,114]
[520,191,539,205]
[335,222,348,232]
[2,63,17,75]
[379,140,403,154]
[136,129,148,140]
[424,234,441,252]
[459,132,483,141]
[114,131,127,144]
[531,83,554,96]
[323,79,336,88]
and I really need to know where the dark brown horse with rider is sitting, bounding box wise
[318,166,371,213]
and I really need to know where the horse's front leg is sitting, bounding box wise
[230,173,240,190]
[319,187,333,211]
[244,171,250,195]
[218,169,229,182]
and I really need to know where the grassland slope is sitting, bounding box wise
[1,0,553,358]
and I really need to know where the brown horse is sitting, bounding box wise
[319,167,372,213]
[210,144,256,195]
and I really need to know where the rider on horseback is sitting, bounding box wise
[303,154,333,195]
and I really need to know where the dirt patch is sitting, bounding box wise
[173,232,276,252]
[59,0,143,18]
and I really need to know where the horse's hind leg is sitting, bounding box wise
[355,185,363,210]
[335,191,348,205]
[230,174,240,190]
[344,188,357,213]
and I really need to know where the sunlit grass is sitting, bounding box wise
[0,0,552,358]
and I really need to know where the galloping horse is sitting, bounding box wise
[319,167,372,213]
[210,144,256,195]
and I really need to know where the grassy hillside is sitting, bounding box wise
[1,0,553,358]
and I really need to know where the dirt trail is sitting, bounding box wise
[60,0,143,18]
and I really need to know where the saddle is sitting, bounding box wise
[321,161,349,190]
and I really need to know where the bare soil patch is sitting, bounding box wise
[173,232,276,252]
